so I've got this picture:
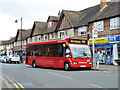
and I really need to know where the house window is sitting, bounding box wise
[78,26,86,36]
[37,35,41,42]
[93,21,104,31]
[17,41,20,46]
[28,38,31,43]
[14,42,16,46]
[11,44,13,48]
[58,31,66,39]
[24,40,26,45]
[110,17,120,29]
[32,37,35,43]
[44,34,48,41]
[50,33,55,40]
[67,28,74,37]
[48,22,52,27]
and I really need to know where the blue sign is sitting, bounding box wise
[107,35,115,41]
[115,35,120,41]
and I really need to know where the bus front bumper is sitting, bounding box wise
[70,63,93,68]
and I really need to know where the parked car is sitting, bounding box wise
[0,56,9,63]
[9,55,20,64]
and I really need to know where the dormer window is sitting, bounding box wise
[48,22,52,27]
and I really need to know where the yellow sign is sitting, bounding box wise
[89,38,112,44]
[0,46,2,50]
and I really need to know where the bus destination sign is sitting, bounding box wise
[69,39,87,44]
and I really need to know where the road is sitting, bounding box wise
[0,63,118,88]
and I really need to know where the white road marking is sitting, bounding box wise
[103,71,111,73]
[90,83,103,88]
[48,72,72,79]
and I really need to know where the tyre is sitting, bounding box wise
[17,61,20,64]
[32,60,37,68]
[64,62,71,71]
[9,60,12,64]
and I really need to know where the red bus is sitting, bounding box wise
[25,38,93,70]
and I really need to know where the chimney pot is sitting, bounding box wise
[100,0,107,10]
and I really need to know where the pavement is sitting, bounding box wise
[0,74,12,89]
[92,64,119,71]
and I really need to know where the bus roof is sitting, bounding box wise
[27,38,88,46]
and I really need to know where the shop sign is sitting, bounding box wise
[115,35,120,41]
[89,38,111,44]
[0,46,3,50]
[107,35,115,41]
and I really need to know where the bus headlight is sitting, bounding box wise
[73,62,78,64]
[87,60,90,62]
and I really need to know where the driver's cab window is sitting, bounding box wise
[63,44,71,57]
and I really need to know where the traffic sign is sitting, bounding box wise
[94,29,97,33]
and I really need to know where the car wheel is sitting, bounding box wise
[18,61,20,64]
[64,62,71,71]
[9,60,12,64]
[32,60,36,68]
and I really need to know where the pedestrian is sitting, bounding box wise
[95,49,100,69]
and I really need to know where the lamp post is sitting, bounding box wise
[15,17,23,63]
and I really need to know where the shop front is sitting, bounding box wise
[89,35,120,64]
[89,38,113,64]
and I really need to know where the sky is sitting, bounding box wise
[0,0,112,40]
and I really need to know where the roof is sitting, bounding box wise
[16,29,32,41]
[30,21,48,36]
[63,4,100,27]
[47,16,58,22]
[89,2,120,22]
[56,2,120,30]
[31,20,58,36]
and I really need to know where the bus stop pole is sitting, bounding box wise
[92,28,95,68]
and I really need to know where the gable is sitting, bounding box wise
[58,15,72,30]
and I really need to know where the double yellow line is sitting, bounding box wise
[3,74,24,89]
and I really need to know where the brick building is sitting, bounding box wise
[1,0,119,64]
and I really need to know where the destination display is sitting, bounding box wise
[69,39,87,44]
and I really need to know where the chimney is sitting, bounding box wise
[58,11,61,20]
[100,0,107,10]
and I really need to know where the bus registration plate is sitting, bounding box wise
[80,65,86,67]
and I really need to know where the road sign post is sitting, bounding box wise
[92,25,98,68]
[92,26,95,68]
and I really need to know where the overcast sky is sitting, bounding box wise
[0,0,112,40]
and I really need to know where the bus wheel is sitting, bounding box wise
[32,61,36,68]
[64,62,71,71]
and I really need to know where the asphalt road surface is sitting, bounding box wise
[0,63,118,88]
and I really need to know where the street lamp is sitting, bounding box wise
[15,17,23,63]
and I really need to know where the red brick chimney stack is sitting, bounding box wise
[100,0,107,10]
